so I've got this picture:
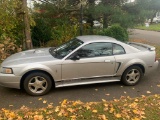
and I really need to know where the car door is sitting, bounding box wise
[61,42,116,81]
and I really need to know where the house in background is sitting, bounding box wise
[153,12,160,23]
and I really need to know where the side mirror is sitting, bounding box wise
[70,55,80,60]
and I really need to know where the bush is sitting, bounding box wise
[0,38,22,61]
[99,24,128,42]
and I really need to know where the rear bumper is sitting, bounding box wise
[0,73,21,89]
[145,60,159,74]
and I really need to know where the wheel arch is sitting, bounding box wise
[123,64,145,75]
[20,70,55,89]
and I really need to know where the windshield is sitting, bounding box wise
[49,38,83,59]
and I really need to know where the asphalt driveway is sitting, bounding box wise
[0,62,159,109]
[129,29,160,45]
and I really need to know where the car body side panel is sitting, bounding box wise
[62,56,116,80]
[114,51,156,76]
[13,62,62,82]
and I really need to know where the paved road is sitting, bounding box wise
[0,29,160,109]
[129,29,160,45]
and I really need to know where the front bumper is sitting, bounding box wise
[0,73,21,89]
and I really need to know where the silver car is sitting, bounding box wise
[0,35,158,96]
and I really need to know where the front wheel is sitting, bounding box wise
[23,72,52,96]
[121,66,143,86]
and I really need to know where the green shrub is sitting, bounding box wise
[99,24,128,42]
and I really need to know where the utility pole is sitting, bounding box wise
[80,0,87,35]
[80,2,83,35]
[22,0,33,49]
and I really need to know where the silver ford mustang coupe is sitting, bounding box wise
[0,35,158,96]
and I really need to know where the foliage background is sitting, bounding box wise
[0,0,160,60]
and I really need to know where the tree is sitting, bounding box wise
[32,0,80,47]
[0,0,23,60]
[0,0,23,42]
[22,0,33,49]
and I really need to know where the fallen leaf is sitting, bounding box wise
[132,117,140,120]
[34,115,44,120]
[105,94,110,96]
[154,94,158,97]
[115,113,122,118]
[86,106,91,110]
[135,99,139,102]
[109,107,115,113]
[43,100,47,104]
[147,91,151,94]
[58,109,65,117]
[48,104,53,109]
[92,110,97,113]
[157,85,160,87]
[38,98,42,101]
[102,99,106,102]
[133,109,139,114]
[61,99,67,106]
[9,112,16,119]
[67,108,74,113]
[141,95,146,98]
[55,106,60,112]
[95,89,98,91]
[104,103,108,107]
[124,91,127,94]
[99,114,107,120]
[9,105,13,107]
[70,115,76,120]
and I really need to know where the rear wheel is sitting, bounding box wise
[23,72,52,96]
[121,66,143,86]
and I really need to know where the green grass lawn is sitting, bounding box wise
[136,23,160,31]
[0,95,160,120]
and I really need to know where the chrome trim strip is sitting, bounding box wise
[55,76,121,88]
[61,75,117,81]
[56,79,120,88]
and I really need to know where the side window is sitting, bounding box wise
[113,44,125,55]
[76,42,112,58]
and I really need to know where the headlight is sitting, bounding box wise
[0,67,13,74]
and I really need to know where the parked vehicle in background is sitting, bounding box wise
[93,20,103,28]
[148,12,160,23]
[0,35,158,96]
[83,20,103,28]
[153,16,160,23]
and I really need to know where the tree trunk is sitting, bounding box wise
[22,0,33,49]
[103,14,109,28]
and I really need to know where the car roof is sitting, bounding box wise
[76,35,117,43]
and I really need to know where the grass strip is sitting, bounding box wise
[136,23,160,32]
[0,95,160,120]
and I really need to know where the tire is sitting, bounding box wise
[121,66,143,86]
[23,72,52,96]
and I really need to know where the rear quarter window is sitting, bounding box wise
[113,44,126,55]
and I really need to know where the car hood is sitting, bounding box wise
[1,48,58,67]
